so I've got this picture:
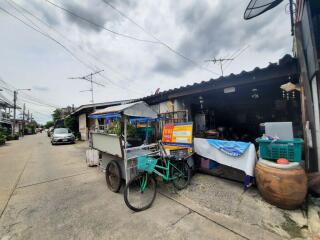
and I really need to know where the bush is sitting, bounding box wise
[0,137,5,145]
[75,132,81,140]
[14,134,19,140]
[6,135,13,141]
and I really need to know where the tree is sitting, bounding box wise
[44,121,54,129]
[64,116,77,132]
[52,109,63,122]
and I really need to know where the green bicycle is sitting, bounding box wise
[123,144,192,212]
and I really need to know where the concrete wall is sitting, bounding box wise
[79,113,87,141]
[157,99,185,113]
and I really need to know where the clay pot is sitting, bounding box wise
[255,161,307,210]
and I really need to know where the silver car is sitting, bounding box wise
[51,128,75,145]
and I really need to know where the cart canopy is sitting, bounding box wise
[89,101,158,119]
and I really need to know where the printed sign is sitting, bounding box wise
[162,122,193,147]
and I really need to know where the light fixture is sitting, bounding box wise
[199,96,204,110]
[251,88,259,99]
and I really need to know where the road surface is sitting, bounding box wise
[0,133,246,240]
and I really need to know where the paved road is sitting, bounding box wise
[0,133,245,240]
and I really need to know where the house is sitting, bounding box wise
[0,94,14,133]
[70,100,134,140]
[295,0,320,171]
[142,55,306,171]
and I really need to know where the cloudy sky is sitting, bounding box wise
[0,0,293,124]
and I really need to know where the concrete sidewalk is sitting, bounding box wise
[160,174,311,239]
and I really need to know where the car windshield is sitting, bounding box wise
[54,128,70,134]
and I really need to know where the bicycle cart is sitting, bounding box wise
[88,101,159,192]
[123,142,192,211]
[123,122,194,212]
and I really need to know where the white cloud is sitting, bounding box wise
[0,0,293,124]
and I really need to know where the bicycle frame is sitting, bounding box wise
[139,159,187,192]
[152,159,184,181]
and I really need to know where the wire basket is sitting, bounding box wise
[137,156,158,173]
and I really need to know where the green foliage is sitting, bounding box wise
[75,132,81,140]
[64,116,77,132]
[105,121,136,137]
[52,109,63,122]
[127,123,137,137]
[44,121,54,129]
[107,121,121,136]
[23,125,35,135]
[0,128,6,145]
[0,136,5,145]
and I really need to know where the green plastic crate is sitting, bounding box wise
[137,156,158,173]
[256,138,303,162]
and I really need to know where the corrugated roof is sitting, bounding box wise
[71,99,135,116]
[142,54,298,104]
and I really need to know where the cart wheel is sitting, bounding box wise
[171,160,191,190]
[106,160,122,192]
[124,173,157,212]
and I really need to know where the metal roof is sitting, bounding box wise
[142,54,299,104]
[70,99,135,116]
[90,101,158,119]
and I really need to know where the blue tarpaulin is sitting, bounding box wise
[207,139,250,157]
[88,113,121,119]
[89,114,159,123]
[129,117,159,123]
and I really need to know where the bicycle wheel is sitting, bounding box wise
[105,160,122,192]
[171,160,191,190]
[124,173,157,212]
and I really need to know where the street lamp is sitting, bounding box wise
[12,88,31,136]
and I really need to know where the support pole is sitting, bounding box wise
[123,116,129,184]
[12,90,17,136]
[22,103,25,137]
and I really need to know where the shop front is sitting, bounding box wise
[144,55,304,188]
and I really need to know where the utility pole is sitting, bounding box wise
[12,90,17,136]
[69,70,105,104]
[22,103,25,137]
[11,88,31,136]
[205,58,234,77]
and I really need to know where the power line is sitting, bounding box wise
[100,0,220,76]
[2,1,145,97]
[223,45,250,71]
[45,0,158,44]
[8,0,133,85]
[0,80,59,109]
[0,5,101,72]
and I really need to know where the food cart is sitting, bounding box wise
[88,101,159,192]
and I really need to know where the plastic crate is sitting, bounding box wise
[256,138,303,162]
[137,156,158,173]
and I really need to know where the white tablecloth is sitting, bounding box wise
[194,138,257,176]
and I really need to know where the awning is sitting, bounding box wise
[129,117,159,123]
[90,101,158,119]
[88,113,121,119]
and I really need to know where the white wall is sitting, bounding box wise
[79,113,87,140]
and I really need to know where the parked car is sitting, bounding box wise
[47,127,54,137]
[51,128,75,145]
